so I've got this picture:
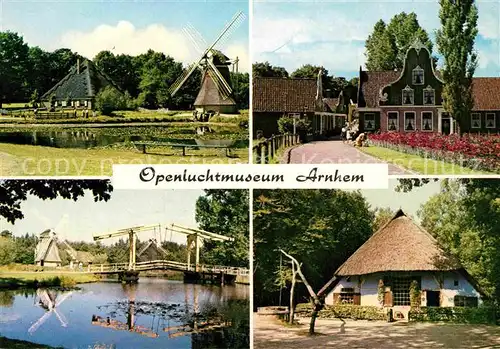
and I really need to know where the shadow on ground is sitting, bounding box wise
[254,315,500,349]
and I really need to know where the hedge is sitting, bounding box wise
[409,306,498,324]
[295,303,387,321]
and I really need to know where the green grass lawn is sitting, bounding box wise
[0,271,99,288]
[0,109,248,125]
[360,146,494,175]
[0,143,249,176]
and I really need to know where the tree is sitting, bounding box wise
[418,179,500,301]
[436,0,478,135]
[253,189,374,307]
[95,86,127,115]
[365,20,398,71]
[231,72,249,109]
[0,180,113,224]
[372,207,396,231]
[195,190,249,267]
[0,31,30,107]
[365,13,434,71]
[252,62,289,78]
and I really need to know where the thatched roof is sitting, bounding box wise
[41,59,122,101]
[35,230,62,263]
[335,209,461,276]
[137,239,168,262]
[194,70,236,108]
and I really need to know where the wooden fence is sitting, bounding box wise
[253,133,300,164]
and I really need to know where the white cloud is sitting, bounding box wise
[477,6,500,39]
[59,21,248,72]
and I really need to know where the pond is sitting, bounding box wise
[0,279,250,349]
[0,126,248,149]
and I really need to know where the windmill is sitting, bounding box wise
[168,11,246,117]
[28,289,73,334]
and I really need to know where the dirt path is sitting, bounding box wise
[287,140,411,175]
[254,315,500,349]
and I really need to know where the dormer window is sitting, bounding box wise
[423,86,435,105]
[402,85,414,105]
[412,66,424,85]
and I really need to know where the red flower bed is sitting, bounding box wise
[368,132,500,172]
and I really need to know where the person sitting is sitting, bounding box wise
[355,133,366,147]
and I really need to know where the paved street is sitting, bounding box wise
[287,140,411,175]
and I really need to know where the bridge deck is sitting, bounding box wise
[87,260,249,276]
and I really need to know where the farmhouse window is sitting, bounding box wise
[402,86,414,105]
[423,86,435,105]
[454,296,478,307]
[486,113,496,128]
[364,113,376,130]
[340,287,355,304]
[387,112,399,131]
[392,277,413,306]
[471,113,481,129]
[422,112,433,131]
[412,66,424,85]
[404,112,416,131]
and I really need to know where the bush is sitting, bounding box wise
[296,303,387,321]
[277,116,311,134]
[409,306,498,324]
[95,86,128,115]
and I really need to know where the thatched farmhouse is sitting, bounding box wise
[136,239,168,263]
[41,59,122,109]
[356,39,500,134]
[35,229,62,267]
[325,210,483,320]
[252,71,350,138]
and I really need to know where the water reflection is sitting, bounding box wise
[0,279,249,348]
[28,289,73,334]
[0,127,247,149]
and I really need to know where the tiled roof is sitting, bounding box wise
[253,77,316,113]
[472,78,500,110]
[359,70,400,108]
[323,98,339,112]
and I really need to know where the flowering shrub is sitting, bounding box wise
[368,132,500,173]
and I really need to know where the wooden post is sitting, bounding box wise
[129,229,136,271]
[270,135,275,159]
[255,146,261,164]
[142,144,146,154]
[195,234,200,272]
[261,144,266,164]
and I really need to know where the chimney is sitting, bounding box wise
[77,58,80,74]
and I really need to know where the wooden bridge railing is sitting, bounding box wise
[87,260,249,276]
[253,133,300,164]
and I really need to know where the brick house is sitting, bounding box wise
[252,72,349,138]
[357,39,500,134]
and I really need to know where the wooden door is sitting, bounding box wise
[384,291,393,307]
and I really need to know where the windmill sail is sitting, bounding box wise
[169,12,245,114]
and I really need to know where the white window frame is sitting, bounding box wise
[364,113,376,130]
[471,113,481,129]
[412,66,424,85]
[387,111,399,131]
[423,86,435,106]
[402,85,414,105]
[486,113,496,129]
[404,111,416,132]
[421,111,433,131]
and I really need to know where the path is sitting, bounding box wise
[287,140,411,175]
[254,315,500,349]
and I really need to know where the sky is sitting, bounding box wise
[0,0,249,72]
[359,178,442,222]
[0,189,208,245]
[253,0,500,78]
